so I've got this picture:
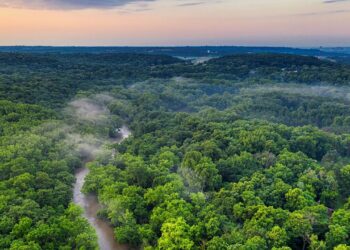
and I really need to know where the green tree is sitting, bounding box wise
[157,217,194,250]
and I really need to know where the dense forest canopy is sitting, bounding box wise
[1,52,350,107]
[1,51,350,249]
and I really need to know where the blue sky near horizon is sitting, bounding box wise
[0,0,349,46]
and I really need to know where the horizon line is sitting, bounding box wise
[0,45,349,49]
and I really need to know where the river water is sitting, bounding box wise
[73,126,131,250]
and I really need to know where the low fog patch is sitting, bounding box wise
[62,93,129,161]
[240,84,350,101]
[65,93,120,122]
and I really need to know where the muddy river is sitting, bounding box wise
[73,126,131,250]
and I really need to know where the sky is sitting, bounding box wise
[0,0,349,46]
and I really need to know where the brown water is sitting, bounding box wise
[73,126,131,250]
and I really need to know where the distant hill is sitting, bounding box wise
[320,47,350,54]
[0,46,348,59]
